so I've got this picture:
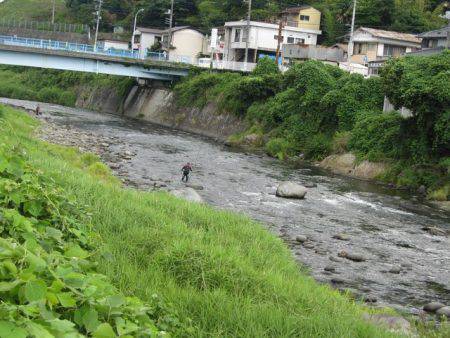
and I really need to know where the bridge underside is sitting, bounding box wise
[0,47,189,81]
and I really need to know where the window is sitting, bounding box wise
[134,35,141,44]
[300,15,310,21]
[234,29,241,42]
[383,44,406,57]
[295,38,305,44]
[287,36,295,43]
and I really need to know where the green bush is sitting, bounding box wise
[265,138,294,160]
[303,133,332,160]
[332,131,351,154]
[252,56,280,76]
[349,112,405,161]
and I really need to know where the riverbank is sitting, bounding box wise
[1,104,409,337]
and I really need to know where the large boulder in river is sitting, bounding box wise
[170,188,204,203]
[276,182,308,199]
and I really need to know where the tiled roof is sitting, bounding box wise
[282,6,314,14]
[418,26,450,39]
[359,27,421,44]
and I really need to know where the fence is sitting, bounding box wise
[0,19,89,34]
[0,35,142,59]
[198,58,257,72]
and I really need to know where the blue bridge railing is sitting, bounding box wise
[0,35,167,61]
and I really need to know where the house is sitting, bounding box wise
[222,20,321,62]
[419,26,449,49]
[98,39,129,51]
[349,27,421,65]
[133,26,205,63]
[281,6,321,31]
[132,27,164,57]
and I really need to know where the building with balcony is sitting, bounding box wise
[222,20,321,63]
[419,26,449,49]
[281,6,322,31]
[350,27,421,65]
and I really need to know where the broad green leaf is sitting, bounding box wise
[57,292,76,308]
[26,322,54,338]
[0,321,27,338]
[106,295,125,308]
[23,200,44,218]
[25,252,47,272]
[82,308,100,333]
[45,227,63,242]
[48,319,76,333]
[115,317,139,336]
[0,157,7,173]
[0,280,20,292]
[93,323,116,338]
[64,244,89,259]
[24,280,47,302]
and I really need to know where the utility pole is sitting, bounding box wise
[275,19,284,66]
[244,0,252,70]
[347,0,357,60]
[51,0,56,25]
[132,8,144,55]
[167,0,175,60]
[94,0,103,52]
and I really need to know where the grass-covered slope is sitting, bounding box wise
[0,106,396,337]
[0,0,69,22]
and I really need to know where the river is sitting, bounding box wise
[2,98,449,314]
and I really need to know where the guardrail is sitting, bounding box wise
[0,35,150,60]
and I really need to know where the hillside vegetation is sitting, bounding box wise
[174,52,450,200]
[0,0,69,22]
[0,106,400,337]
[1,0,444,45]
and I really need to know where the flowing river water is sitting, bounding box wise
[3,98,449,314]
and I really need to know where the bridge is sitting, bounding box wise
[0,35,191,81]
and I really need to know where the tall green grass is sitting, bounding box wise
[0,106,398,337]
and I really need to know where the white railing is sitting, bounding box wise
[198,59,257,72]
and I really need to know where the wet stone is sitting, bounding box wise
[436,306,450,318]
[329,256,342,263]
[338,251,367,262]
[324,265,336,273]
[302,243,315,249]
[295,235,308,243]
[333,233,350,241]
[423,302,446,313]
[388,266,402,274]
[422,226,447,237]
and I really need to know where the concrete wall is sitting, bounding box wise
[122,85,247,141]
[170,29,205,62]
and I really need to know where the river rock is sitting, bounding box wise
[170,188,204,203]
[364,314,411,335]
[185,183,205,191]
[243,133,261,146]
[320,153,356,175]
[417,185,427,195]
[436,306,450,318]
[276,182,307,199]
[338,251,367,262]
[332,233,350,241]
[388,266,402,274]
[295,235,308,243]
[329,256,343,263]
[352,160,388,180]
[324,265,336,272]
[422,226,447,237]
[423,302,446,313]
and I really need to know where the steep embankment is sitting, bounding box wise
[0,105,403,337]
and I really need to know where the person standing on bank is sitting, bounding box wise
[181,162,193,182]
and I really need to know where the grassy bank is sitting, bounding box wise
[174,54,450,201]
[0,66,135,108]
[0,106,400,337]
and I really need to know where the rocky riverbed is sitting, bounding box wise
[3,98,450,326]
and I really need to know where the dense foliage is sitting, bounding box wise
[175,52,450,197]
[0,66,134,107]
[0,120,183,336]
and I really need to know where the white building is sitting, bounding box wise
[222,20,321,62]
[132,26,205,63]
[98,39,129,51]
